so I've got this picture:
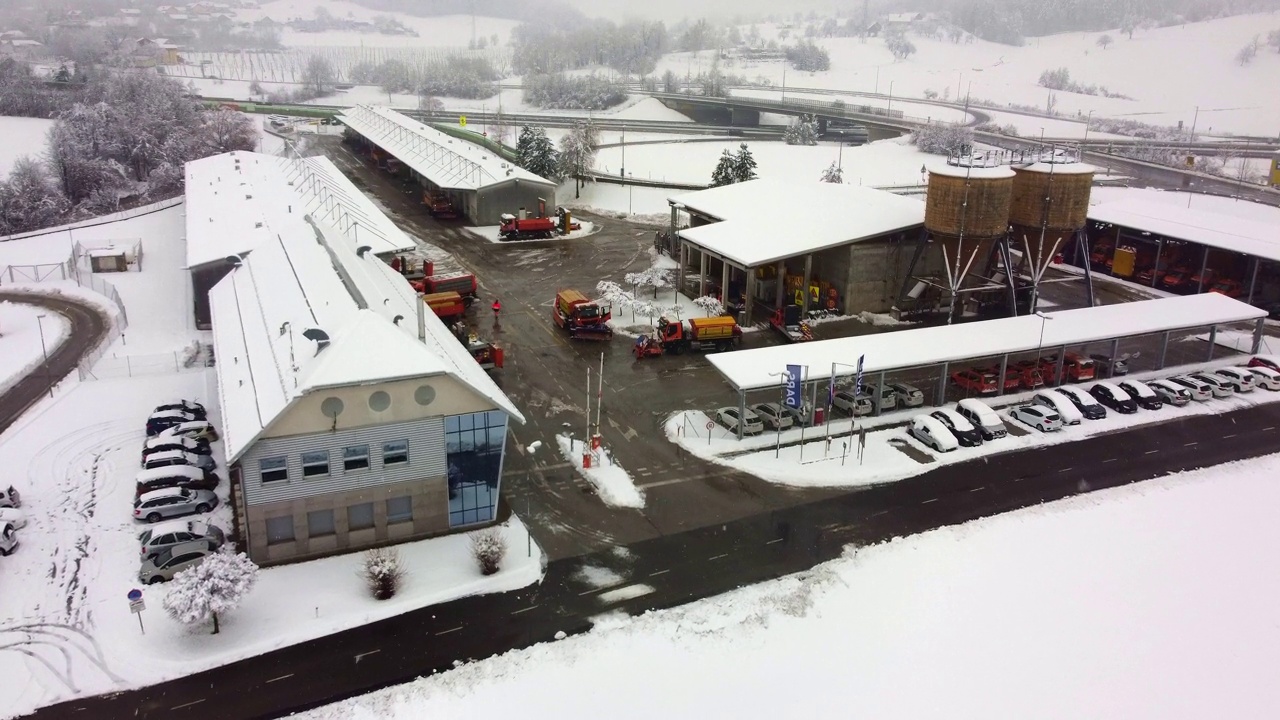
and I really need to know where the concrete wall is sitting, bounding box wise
[474,179,558,226]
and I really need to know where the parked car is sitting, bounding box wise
[1209,279,1243,298]
[143,449,216,473]
[950,368,998,395]
[832,390,873,417]
[1166,375,1213,402]
[908,415,959,452]
[889,383,924,408]
[1246,365,1280,391]
[1211,366,1256,393]
[751,403,795,431]
[1189,267,1217,290]
[1090,354,1129,378]
[1038,353,1096,383]
[1160,268,1192,292]
[141,435,211,466]
[929,409,983,447]
[133,487,219,523]
[135,465,219,497]
[139,543,215,584]
[1247,355,1280,373]
[0,485,19,509]
[158,420,219,443]
[1186,371,1234,398]
[1089,382,1138,414]
[861,384,898,413]
[1009,405,1063,432]
[153,400,207,420]
[139,520,225,561]
[955,398,1007,440]
[146,409,199,437]
[1146,379,1193,406]
[1116,379,1164,410]
[716,407,764,435]
[0,521,18,556]
[975,365,1020,393]
[1011,364,1046,390]
[781,401,817,427]
[1032,391,1084,426]
[1053,386,1107,420]
[0,507,26,529]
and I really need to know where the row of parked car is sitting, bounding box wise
[950,351,1132,396]
[716,382,929,434]
[136,400,228,584]
[0,485,22,557]
[910,357,1280,450]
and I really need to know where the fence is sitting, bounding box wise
[0,197,182,244]
[79,343,214,381]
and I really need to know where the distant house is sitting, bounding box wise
[135,37,182,66]
[0,37,45,60]
[883,12,925,31]
[864,21,882,36]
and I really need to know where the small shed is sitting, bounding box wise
[88,247,129,272]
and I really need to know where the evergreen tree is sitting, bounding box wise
[820,161,844,184]
[711,150,737,187]
[732,143,758,183]
[783,115,819,146]
[517,126,559,181]
[557,120,599,198]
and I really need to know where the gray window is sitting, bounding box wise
[301,450,329,478]
[260,456,288,483]
[445,411,507,527]
[383,439,409,466]
[307,509,335,537]
[386,496,412,524]
[343,444,370,472]
[265,515,294,545]
[347,502,374,531]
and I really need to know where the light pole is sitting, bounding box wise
[620,122,626,179]
[1035,310,1053,360]
[523,440,542,557]
[1083,109,1094,145]
[36,314,52,398]
[767,371,789,457]
[887,80,894,115]
[627,172,634,216]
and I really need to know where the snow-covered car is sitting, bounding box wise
[1089,382,1138,414]
[715,407,764,435]
[929,408,983,447]
[146,408,199,437]
[139,520,225,561]
[0,485,19,509]
[159,420,219,443]
[1247,355,1280,373]
[1186,372,1234,398]
[1166,375,1212,401]
[0,507,27,529]
[139,543,214,584]
[1053,385,1106,420]
[1246,365,1280,391]
[143,448,216,473]
[153,400,207,420]
[955,398,1006,440]
[1146,379,1192,406]
[831,390,872,417]
[751,403,795,431]
[1033,391,1084,425]
[1210,366,1256,393]
[889,382,924,408]
[0,521,17,556]
[908,415,958,452]
[1009,404,1063,432]
[1116,379,1163,411]
[133,487,219,523]
[141,435,211,466]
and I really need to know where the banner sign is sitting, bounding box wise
[784,364,804,409]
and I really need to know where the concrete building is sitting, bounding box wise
[194,151,523,566]
[184,151,417,329]
[337,105,558,226]
[668,179,926,324]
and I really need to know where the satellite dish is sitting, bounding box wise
[224,255,243,267]
[392,314,404,325]
[302,327,330,355]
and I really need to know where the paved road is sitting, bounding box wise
[30,400,1280,720]
[0,292,108,435]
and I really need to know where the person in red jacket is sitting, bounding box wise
[492,299,501,318]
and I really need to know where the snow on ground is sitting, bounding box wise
[667,356,1280,488]
[561,181,681,220]
[611,97,695,122]
[735,87,972,125]
[299,453,1280,720]
[1088,186,1280,226]
[0,301,69,395]
[0,117,54,176]
[555,434,644,509]
[233,0,519,48]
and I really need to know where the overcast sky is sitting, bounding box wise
[555,0,847,23]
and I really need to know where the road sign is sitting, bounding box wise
[127,588,146,634]
[459,115,467,127]
[129,599,145,614]
[127,588,142,601]
[854,354,865,395]
[705,420,715,430]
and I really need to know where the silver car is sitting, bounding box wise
[889,383,925,408]
[139,543,214,584]
[751,403,795,431]
[139,520,225,561]
[143,449,216,473]
[133,487,219,523]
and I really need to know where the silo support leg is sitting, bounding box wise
[896,229,930,307]
[1077,231,1096,308]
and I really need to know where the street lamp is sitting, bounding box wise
[628,172,634,216]
[1034,310,1053,360]
[1083,109,1094,145]
[523,440,542,557]
[887,80,894,115]
[36,314,52,399]
[766,371,790,458]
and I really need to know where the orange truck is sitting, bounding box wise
[553,290,613,340]
[651,315,742,354]
[422,291,466,322]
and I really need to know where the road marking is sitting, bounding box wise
[1184,441,1198,446]
[870,510,888,518]
[1057,467,1073,473]
[708,553,729,561]
[1145,449,1159,454]
[354,650,381,663]
[265,674,294,684]
[921,497,938,504]
[636,477,693,489]
[648,568,670,577]
[598,584,655,604]
[969,486,985,492]
[579,583,622,596]
[170,699,206,710]
[1222,433,1237,439]
[1011,477,1024,482]
[765,537,785,545]
[1262,427,1275,432]
[434,626,464,636]
[510,605,539,615]
[1102,458,1118,463]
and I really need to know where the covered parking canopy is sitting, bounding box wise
[1087,199,1280,263]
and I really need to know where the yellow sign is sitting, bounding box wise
[459,116,467,127]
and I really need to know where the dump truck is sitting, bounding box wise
[449,323,504,371]
[641,316,742,355]
[770,305,812,343]
[413,272,478,303]
[553,290,613,340]
[500,213,557,240]
[422,291,466,322]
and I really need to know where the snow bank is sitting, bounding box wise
[0,301,69,395]
[556,434,644,508]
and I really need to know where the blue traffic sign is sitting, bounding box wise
[127,589,142,601]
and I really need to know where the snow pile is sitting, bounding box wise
[299,454,1280,719]
[463,221,597,244]
[555,434,644,508]
[0,301,70,395]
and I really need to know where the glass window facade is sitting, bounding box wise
[347,502,374,531]
[386,495,413,524]
[301,450,329,478]
[382,439,409,466]
[260,456,288,483]
[343,444,370,472]
[307,509,335,537]
[265,515,294,545]
[445,411,507,527]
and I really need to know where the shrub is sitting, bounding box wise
[470,527,508,575]
[361,547,405,600]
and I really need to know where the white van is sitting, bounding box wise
[955,398,1006,440]
[1032,390,1084,425]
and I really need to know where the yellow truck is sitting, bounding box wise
[646,315,743,355]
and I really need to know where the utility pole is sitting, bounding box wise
[36,314,52,398]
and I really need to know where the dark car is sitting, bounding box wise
[1052,386,1107,420]
[154,400,207,420]
[1117,379,1164,411]
[1089,382,1138,414]
[929,409,984,447]
[135,465,219,497]
[145,409,199,437]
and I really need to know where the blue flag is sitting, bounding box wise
[784,364,803,409]
[854,354,865,395]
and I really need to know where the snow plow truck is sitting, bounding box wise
[553,290,613,340]
[635,316,742,357]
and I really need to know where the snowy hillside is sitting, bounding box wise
[235,0,519,48]
[0,117,55,177]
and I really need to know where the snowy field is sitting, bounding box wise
[0,301,69,395]
[300,453,1280,720]
[233,0,518,49]
[0,117,55,177]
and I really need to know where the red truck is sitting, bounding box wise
[422,291,467,322]
[413,272,478,304]
[500,213,557,240]
[770,305,812,343]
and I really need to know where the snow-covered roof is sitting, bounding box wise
[926,161,1016,180]
[336,105,555,192]
[184,151,415,269]
[206,170,521,464]
[709,293,1265,392]
[1016,161,1095,175]
[1088,199,1280,263]
[670,179,925,268]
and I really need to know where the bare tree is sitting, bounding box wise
[1096,34,1113,50]
[301,55,335,97]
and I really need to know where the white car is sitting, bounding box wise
[1210,367,1256,393]
[0,521,18,556]
[1009,404,1063,432]
[832,390,872,417]
[143,448,216,473]
[0,485,19,509]
[861,384,898,413]
[751,403,795,431]
[0,507,27,529]
[1247,365,1280,391]
[1147,379,1193,406]
[889,382,924,408]
[955,398,1007,440]
[1187,372,1234,398]
[1032,391,1083,426]
[716,407,764,435]
[1166,375,1213,402]
[908,415,959,452]
[140,520,225,561]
